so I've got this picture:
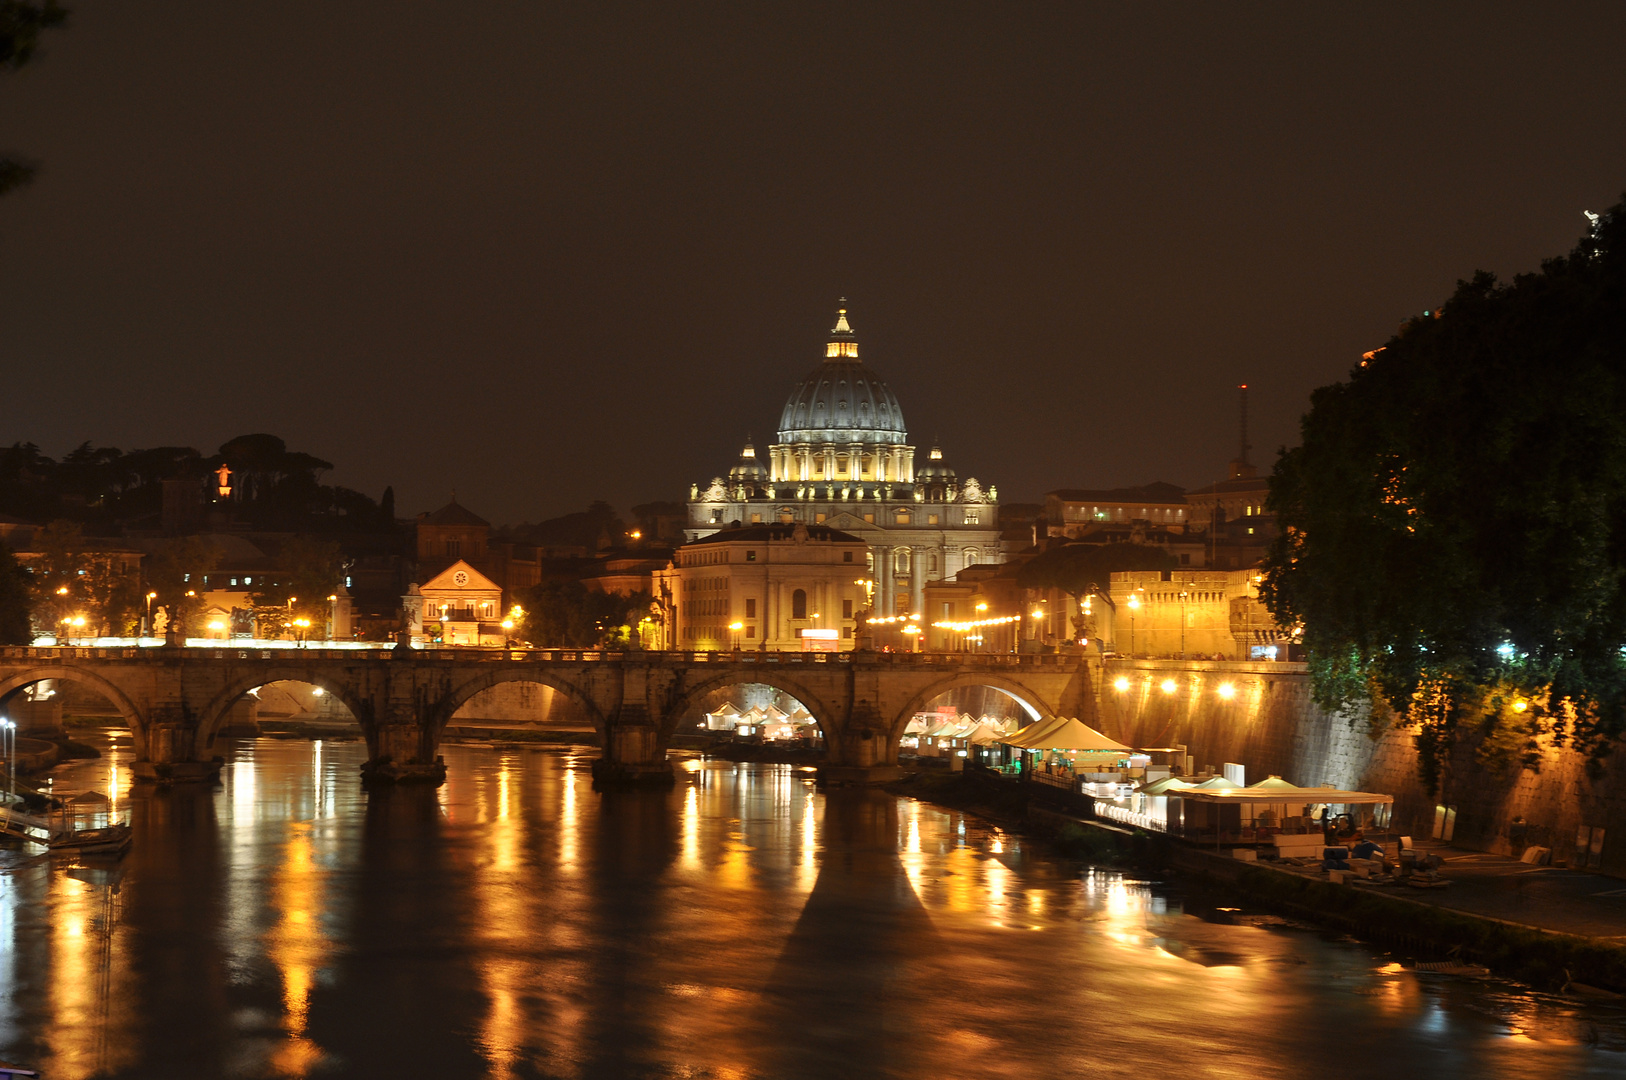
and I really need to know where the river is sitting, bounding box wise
[2,730,1625,1079]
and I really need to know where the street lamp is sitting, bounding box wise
[1178,587,1189,659]
[1126,590,1141,656]
[293,617,311,648]
[1,718,14,801]
[728,621,744,651]
[145,591,158,639]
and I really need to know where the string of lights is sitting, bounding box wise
[932,615,1022,631]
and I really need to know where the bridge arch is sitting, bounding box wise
[886,671,1054,749]
[196,669,374,755]
[0,664,149,751]
[662,668,839,745]
[432,667,605,734]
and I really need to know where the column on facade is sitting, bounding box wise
[909,546,924,616]
[873,545,890,617]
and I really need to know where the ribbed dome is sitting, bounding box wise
[776,303,908,445]
[916,445,956,480]
[777,360,908,444]
[729,441,767,481]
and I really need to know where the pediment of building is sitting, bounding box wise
[419,559,501,595]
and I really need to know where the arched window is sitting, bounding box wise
[792,589,808,619]
[930,554,939,574]
[964,548,980,567]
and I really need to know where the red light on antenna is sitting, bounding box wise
[1237,383,1248,390]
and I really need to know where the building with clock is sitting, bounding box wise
[685,302,1004,618]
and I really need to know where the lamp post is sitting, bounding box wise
[293,617,311,648]
[1127,590,1141,656]
[728,621,744,651]
[1,718,13,801]
[145,591,158,640]
[1178,586,1189,659]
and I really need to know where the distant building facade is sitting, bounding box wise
[686,302,1004,617]
[652,523,867,652]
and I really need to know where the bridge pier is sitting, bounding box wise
[361,717,447,784]
[592,710,674,787]
[130,712,222,784]
[818,705,902,787]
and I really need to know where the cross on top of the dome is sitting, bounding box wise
[826,297,858,360]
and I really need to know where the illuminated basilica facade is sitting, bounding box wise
[687,302,1003,617]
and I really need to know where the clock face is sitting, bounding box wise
[453,571,469,588]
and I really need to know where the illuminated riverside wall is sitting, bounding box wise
[1091,657,1626,878]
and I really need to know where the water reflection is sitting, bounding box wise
[2,737,1625,1078]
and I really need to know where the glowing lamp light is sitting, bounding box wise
[1031,610,1044,620]
[729,622,744,631]
[1113,676,1130,692]
[55,586,69,596]
[1217,682,1236,700]
[1160,679,1177,695]
[1127,594,1140,610]
[1512,700,1529,713]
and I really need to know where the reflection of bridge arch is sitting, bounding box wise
[886,672,1052,747]
[197,669,374,753]
[663,669,837,743]
[435,667,604,733]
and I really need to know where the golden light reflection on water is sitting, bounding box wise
[681,783,701,870]
[265,820,328,1076]
[472,757,529,1078]
[44,872,130,1079]
[11,738,1625,1078]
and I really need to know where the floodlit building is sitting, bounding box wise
[652,522,867,651]
[685,301,1005,618]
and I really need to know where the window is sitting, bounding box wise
[447,539,460,557]
[843,599,853,619]
[746,625,756,638]
[245,577,254,585]
[746,550,757,562]
[863,513,875,523]
[843,626,852,638]
[1180,554,1191,565]
[965,513,979,524]
[751,512,763,523]
[929,554,938,573]
[780,509,795,524]
[745,598,756,617]
[843,551,853,562]
[927,513,939,525]
[230,577,238,586]
[963,549,979,567]
[894,511,911,525]
[710,510,721,523]
[815,512,827,523]
[792,589,808,619]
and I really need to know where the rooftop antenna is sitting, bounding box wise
[1237,384,1251,466]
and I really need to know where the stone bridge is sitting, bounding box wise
[0,645,1095,785]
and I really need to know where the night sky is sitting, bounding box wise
[3,3,1625,524]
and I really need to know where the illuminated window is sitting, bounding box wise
[928,514,939,525]
[965,513,979,524]
[894,511,911,525]
[815,512,827,523]
[864,513,875,523]
[751,512,763,523]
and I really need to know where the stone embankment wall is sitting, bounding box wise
[1090,658,1626,878]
